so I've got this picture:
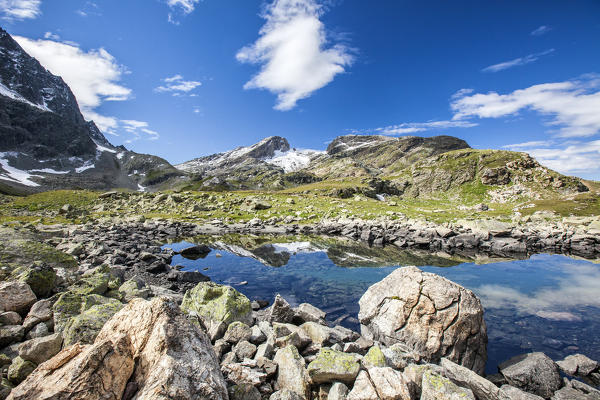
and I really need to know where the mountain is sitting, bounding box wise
[176,136,323,190]
[176,133,590,202]
[0,27,183,195]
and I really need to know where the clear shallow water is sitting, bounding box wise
[163,238,600,375]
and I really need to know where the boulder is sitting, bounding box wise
[270,389,304,400]
[347,370,378,400]
[440,358,500,400]
[327,382,349,400]
[6,335,134,400]
[117,278,150,302]
[382,342,420,370]
[307,348,360,384]
[294,303,326,324]
[499,353,562,399]
[7,357,36,385]
[0,326,25,348]
[273,345,311,399]
[0,282,36,315]
[234,340,257,360]
[22,300,52,330]
[62,299,123,346]
[363,345,386,367]
[300,322,338,346]
[498,385,544,400]
[95,297,228,400]
[19,265,56,298]
[358,266,487,374]
[556,354,598,377]
[181,282,252,340]
[266,295,295,324]
[229,383,262,400]
[420,370,475,400]
[550,387,595,400]
[0,312,22,326]
[367,367,412,400]
[18,333,63,365]
[224,321,252,344]
[180,244,211,260]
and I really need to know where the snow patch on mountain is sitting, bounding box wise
[263,149,323,172]
[0,153,41,187]
[0,81,52,113]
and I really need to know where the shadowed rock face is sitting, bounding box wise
[0,28,183,194]
[358,266,487,375]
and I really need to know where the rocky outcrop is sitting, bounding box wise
[95,297,228,400]
[7,335,135,400]
[358,266,487,374]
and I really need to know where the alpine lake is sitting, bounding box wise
[162,234,600,375]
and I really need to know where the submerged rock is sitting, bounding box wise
[358,266,487,374]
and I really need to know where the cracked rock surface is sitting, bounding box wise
[358,266,487,374]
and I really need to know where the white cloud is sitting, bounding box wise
[236,0,354,111]
[531,25,552,36]
[356,120,478,136]
[155,74,202,95]
[43,31,60,40]
[166,0,200,23]
[167,0,200,14]
[482,49,554,73]
[504,140,600,175]
[121,120,160,141]
[451,74,600,137]
[14,35,132,135]
[0,0,41,20]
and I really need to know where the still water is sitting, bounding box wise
[163,236,600,375]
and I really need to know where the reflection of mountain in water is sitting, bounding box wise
[181,234,501,268]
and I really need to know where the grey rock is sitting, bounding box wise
[347,370,378,400]
[440,358,500,400]
[224,321,252,344]
[551,387,597,400]
[0,282,36,315]
[0,325,24,348]
[266,295,295,324]
[229,383,262,400]
[234,340,258,360]
[0,312,21,326]
[327,382,348,400]
[420,370,475,400]
[249,325,266,345]
[367,367,412,400]
[25,322,49,339]
[273,345,310,399]
[18,333,62,364]
[499,352,562,399]
[499,385,544,400]
[382,342,420,370]
[556,354,598,377]
[22,299,52,330]
[270,389,304,400]
[358,266,487,374]
[294,303,326,324]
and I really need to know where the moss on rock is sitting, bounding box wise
[307,348,360,384]
[19,265,56,298]
[181,282,252,330]
[7,356,36,385]
[63,299,123,346]
[364,345,386,367]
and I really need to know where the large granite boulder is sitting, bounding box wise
[181,282,252,340]
[358,266,487,374]
[95,297,228,400]
[7,335,135,400]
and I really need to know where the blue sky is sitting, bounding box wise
[1,0,599,179]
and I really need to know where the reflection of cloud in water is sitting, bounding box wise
[476,264,600,321]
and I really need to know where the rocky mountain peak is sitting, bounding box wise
[326,134,470,156]
[243,136,291,159]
